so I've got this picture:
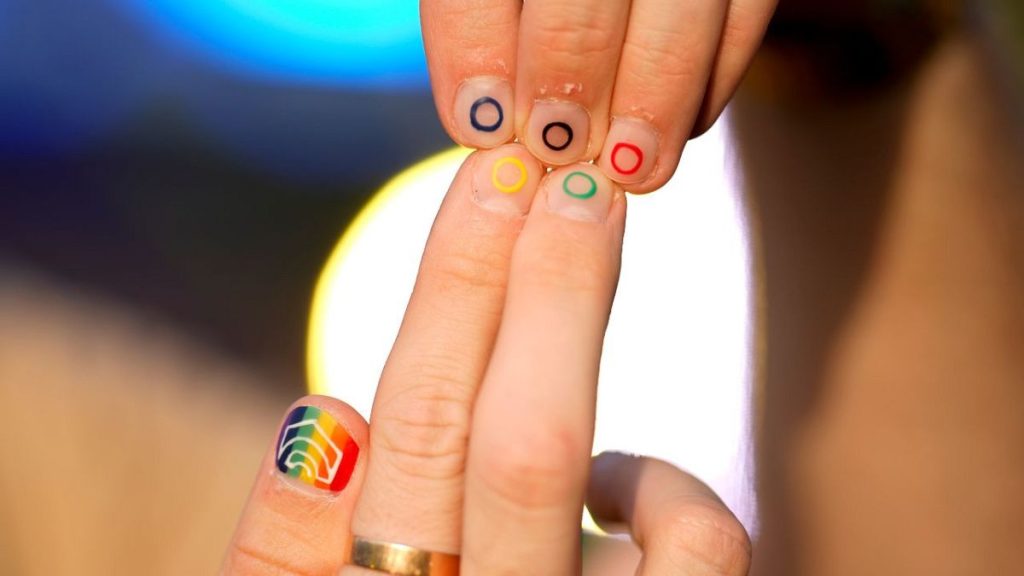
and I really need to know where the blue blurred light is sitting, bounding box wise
[125,0,428,88]
[0,0,158,155]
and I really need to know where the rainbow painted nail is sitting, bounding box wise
[275,406,359,492]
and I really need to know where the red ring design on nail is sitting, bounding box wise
[610,142,644,175]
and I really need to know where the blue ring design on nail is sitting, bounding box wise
[542,121,573,152]
[470,96,504,133]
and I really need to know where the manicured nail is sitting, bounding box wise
[453,76,514,149]
[471,145,541,215]
[526,100,591,165]
[599,118,658,185]
[546,164,614,222]
[276,406,359,492]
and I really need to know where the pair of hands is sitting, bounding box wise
[224,1,776,574]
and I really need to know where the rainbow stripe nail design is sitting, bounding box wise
[276,406,359,492]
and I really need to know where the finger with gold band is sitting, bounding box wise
[346,535,460,576]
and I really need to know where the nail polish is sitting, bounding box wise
[276,406,359,492]
[546,164,614,222]
[526,100,590,165]
[471,145,541,215]
[454,77,514,149]
[599,118,658,185]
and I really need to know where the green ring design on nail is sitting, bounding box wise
[562,171,597,199]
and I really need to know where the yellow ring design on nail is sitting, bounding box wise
[491,156,528,194]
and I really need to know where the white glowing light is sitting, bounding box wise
[308,123,754,531]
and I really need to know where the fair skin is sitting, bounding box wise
[421,0,778,191]
[224,1,777,574]
[224,3,1024,576]
[222,148,750,575]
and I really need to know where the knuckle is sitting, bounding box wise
[720,18,755,54]
[424,0,516,48]
[621,29,702,88]
[420,235,509,295]
[654,500,752,576]
[531,10,621,72]
[720,3,765,53]
[372,383,471,481]
[643,162,682,194]
[226,541,324,576]
[474,424,587,510]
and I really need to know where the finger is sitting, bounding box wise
[223,395,368,576]
[692,0,778,136]
[517,0,632,165]
[463,164,626,575]
[597,0,729,192]
[421,0,521,148]
[587,452,752,576]
[346,145,545,560]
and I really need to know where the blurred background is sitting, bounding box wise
[7,1,1020,574]
[0,0,448,385]
[0,1,454,572]
[0,1,753,573]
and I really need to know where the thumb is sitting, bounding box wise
[586,452,752,576]
[222,395,368,575]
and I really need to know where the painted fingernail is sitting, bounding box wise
[454,76,514,148]
[599,118,658,185]
[275,405,359,492]
[546,164,614,222]
[526,100,590,165]
[471,145,541,215]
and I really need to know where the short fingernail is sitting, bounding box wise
[546,164,614,222]
[275,405,360,492]
[453,76,514,148]
[471,144,541,215]
[599,118,659,184]
[526,100,591,165]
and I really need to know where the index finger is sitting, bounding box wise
[421,0,521,148]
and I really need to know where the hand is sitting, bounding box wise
[221,145,750,575]
[421,0,777,192]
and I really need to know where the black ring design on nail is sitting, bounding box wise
[470,96,504,133]
[542,121,574,152]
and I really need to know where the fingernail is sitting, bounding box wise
[599,118,658,185]
[276,405,359,492]
[546,164,614,222]
[471,145,542,215]
[453,76,514,148]
[526,100,590,165]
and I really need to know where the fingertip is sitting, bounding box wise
[617,151,684,195]
[523,100,594,166]
[598,118,660,186]
[223,396,369,575]
[586,451,641,523]
[540,162,623,224]
[468,143,545,216]
[272,395,368,495]
[453,76,517,149]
